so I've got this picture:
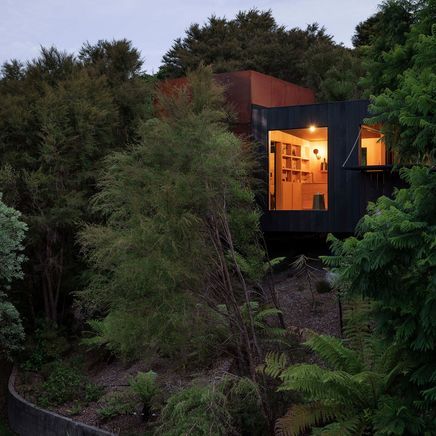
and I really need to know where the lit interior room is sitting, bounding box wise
[360,125,386,166]
[269,126,328,211]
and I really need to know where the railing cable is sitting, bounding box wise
[342,127,362,168]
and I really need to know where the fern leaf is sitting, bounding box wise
[311,417,362,435]
[275,402,341,436]
[305,334,363,374]
[263,351,288,378]
[278,364,357,402]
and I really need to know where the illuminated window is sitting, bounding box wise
[269,127,328,211]
[360,125,386,166]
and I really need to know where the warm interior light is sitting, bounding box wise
[309,125,316,132]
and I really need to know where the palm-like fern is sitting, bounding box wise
[262,311,427,436]
[264,335,416,435]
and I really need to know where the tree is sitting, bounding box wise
[158,9,363,101]
[0,195,26,360]
[352,11,384,48]
[78,66,268,377]
[365,0,436,163]
[0,42,153,323]
[302,3,436,432]
[79,39,154,143]
[323,166,436,428]
[352,0,418,50]
[358,0,417,96]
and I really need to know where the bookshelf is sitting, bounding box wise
[274,141,313,210]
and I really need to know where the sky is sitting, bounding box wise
[1,0,381,74]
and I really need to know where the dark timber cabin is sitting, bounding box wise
[162,70,400,234]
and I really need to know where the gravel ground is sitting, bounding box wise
[274,263,341,337]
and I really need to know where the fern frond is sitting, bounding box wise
[275,402,342,436]
[262,351,288,378]
[311,417,362,435]
[255,307,283,320]
[422,386,436,401]
[278,364,362,404]
[305,334,363,374]
[342,297,374,353]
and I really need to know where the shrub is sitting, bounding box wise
[129,371,159,421]
[97,390,137,421]
[83,304,227,365]
[21,321,69,371]
[38,362,102,407]
[0,419,13,436]
[263,335,427,435]
[218,375,268,436]
[0,297,24,360]
[0,195,27,360]
[158,376,268,436]
[159,385,233,435]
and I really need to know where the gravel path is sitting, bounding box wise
[274,264,341,337]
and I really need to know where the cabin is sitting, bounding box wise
[162,70,400,234]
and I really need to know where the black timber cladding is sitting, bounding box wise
[252,100,379,233]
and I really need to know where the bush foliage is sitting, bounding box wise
[38,361,102,408]
[0,195,26,360]
[158,376,267,436]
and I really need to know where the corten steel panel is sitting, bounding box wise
[215,71,252,124]
[252,100,397,234]
[250,71,315,108]
[160,70,316,127]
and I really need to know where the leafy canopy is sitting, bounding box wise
[0,41,153,322]
[159,9,363,101]
[362,0,436,162]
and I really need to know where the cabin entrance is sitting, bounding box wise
[268,127,328,211]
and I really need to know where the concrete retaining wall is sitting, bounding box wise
[8,368,114,436]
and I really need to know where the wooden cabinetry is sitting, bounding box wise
[274,141,312,210]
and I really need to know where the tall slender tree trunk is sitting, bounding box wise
[38,230,64,325]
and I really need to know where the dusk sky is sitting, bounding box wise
[1,0,381,74]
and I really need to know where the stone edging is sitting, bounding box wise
[8,367,114,436]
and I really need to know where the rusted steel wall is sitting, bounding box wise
[215,71,252,124]
[249,70,315,109]
[159,70,316,126]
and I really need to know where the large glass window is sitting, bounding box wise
[269,127,328,211]
[360,125,386,166]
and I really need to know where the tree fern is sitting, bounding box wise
[263,331,422,435]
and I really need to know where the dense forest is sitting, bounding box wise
[1,1,435,435]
